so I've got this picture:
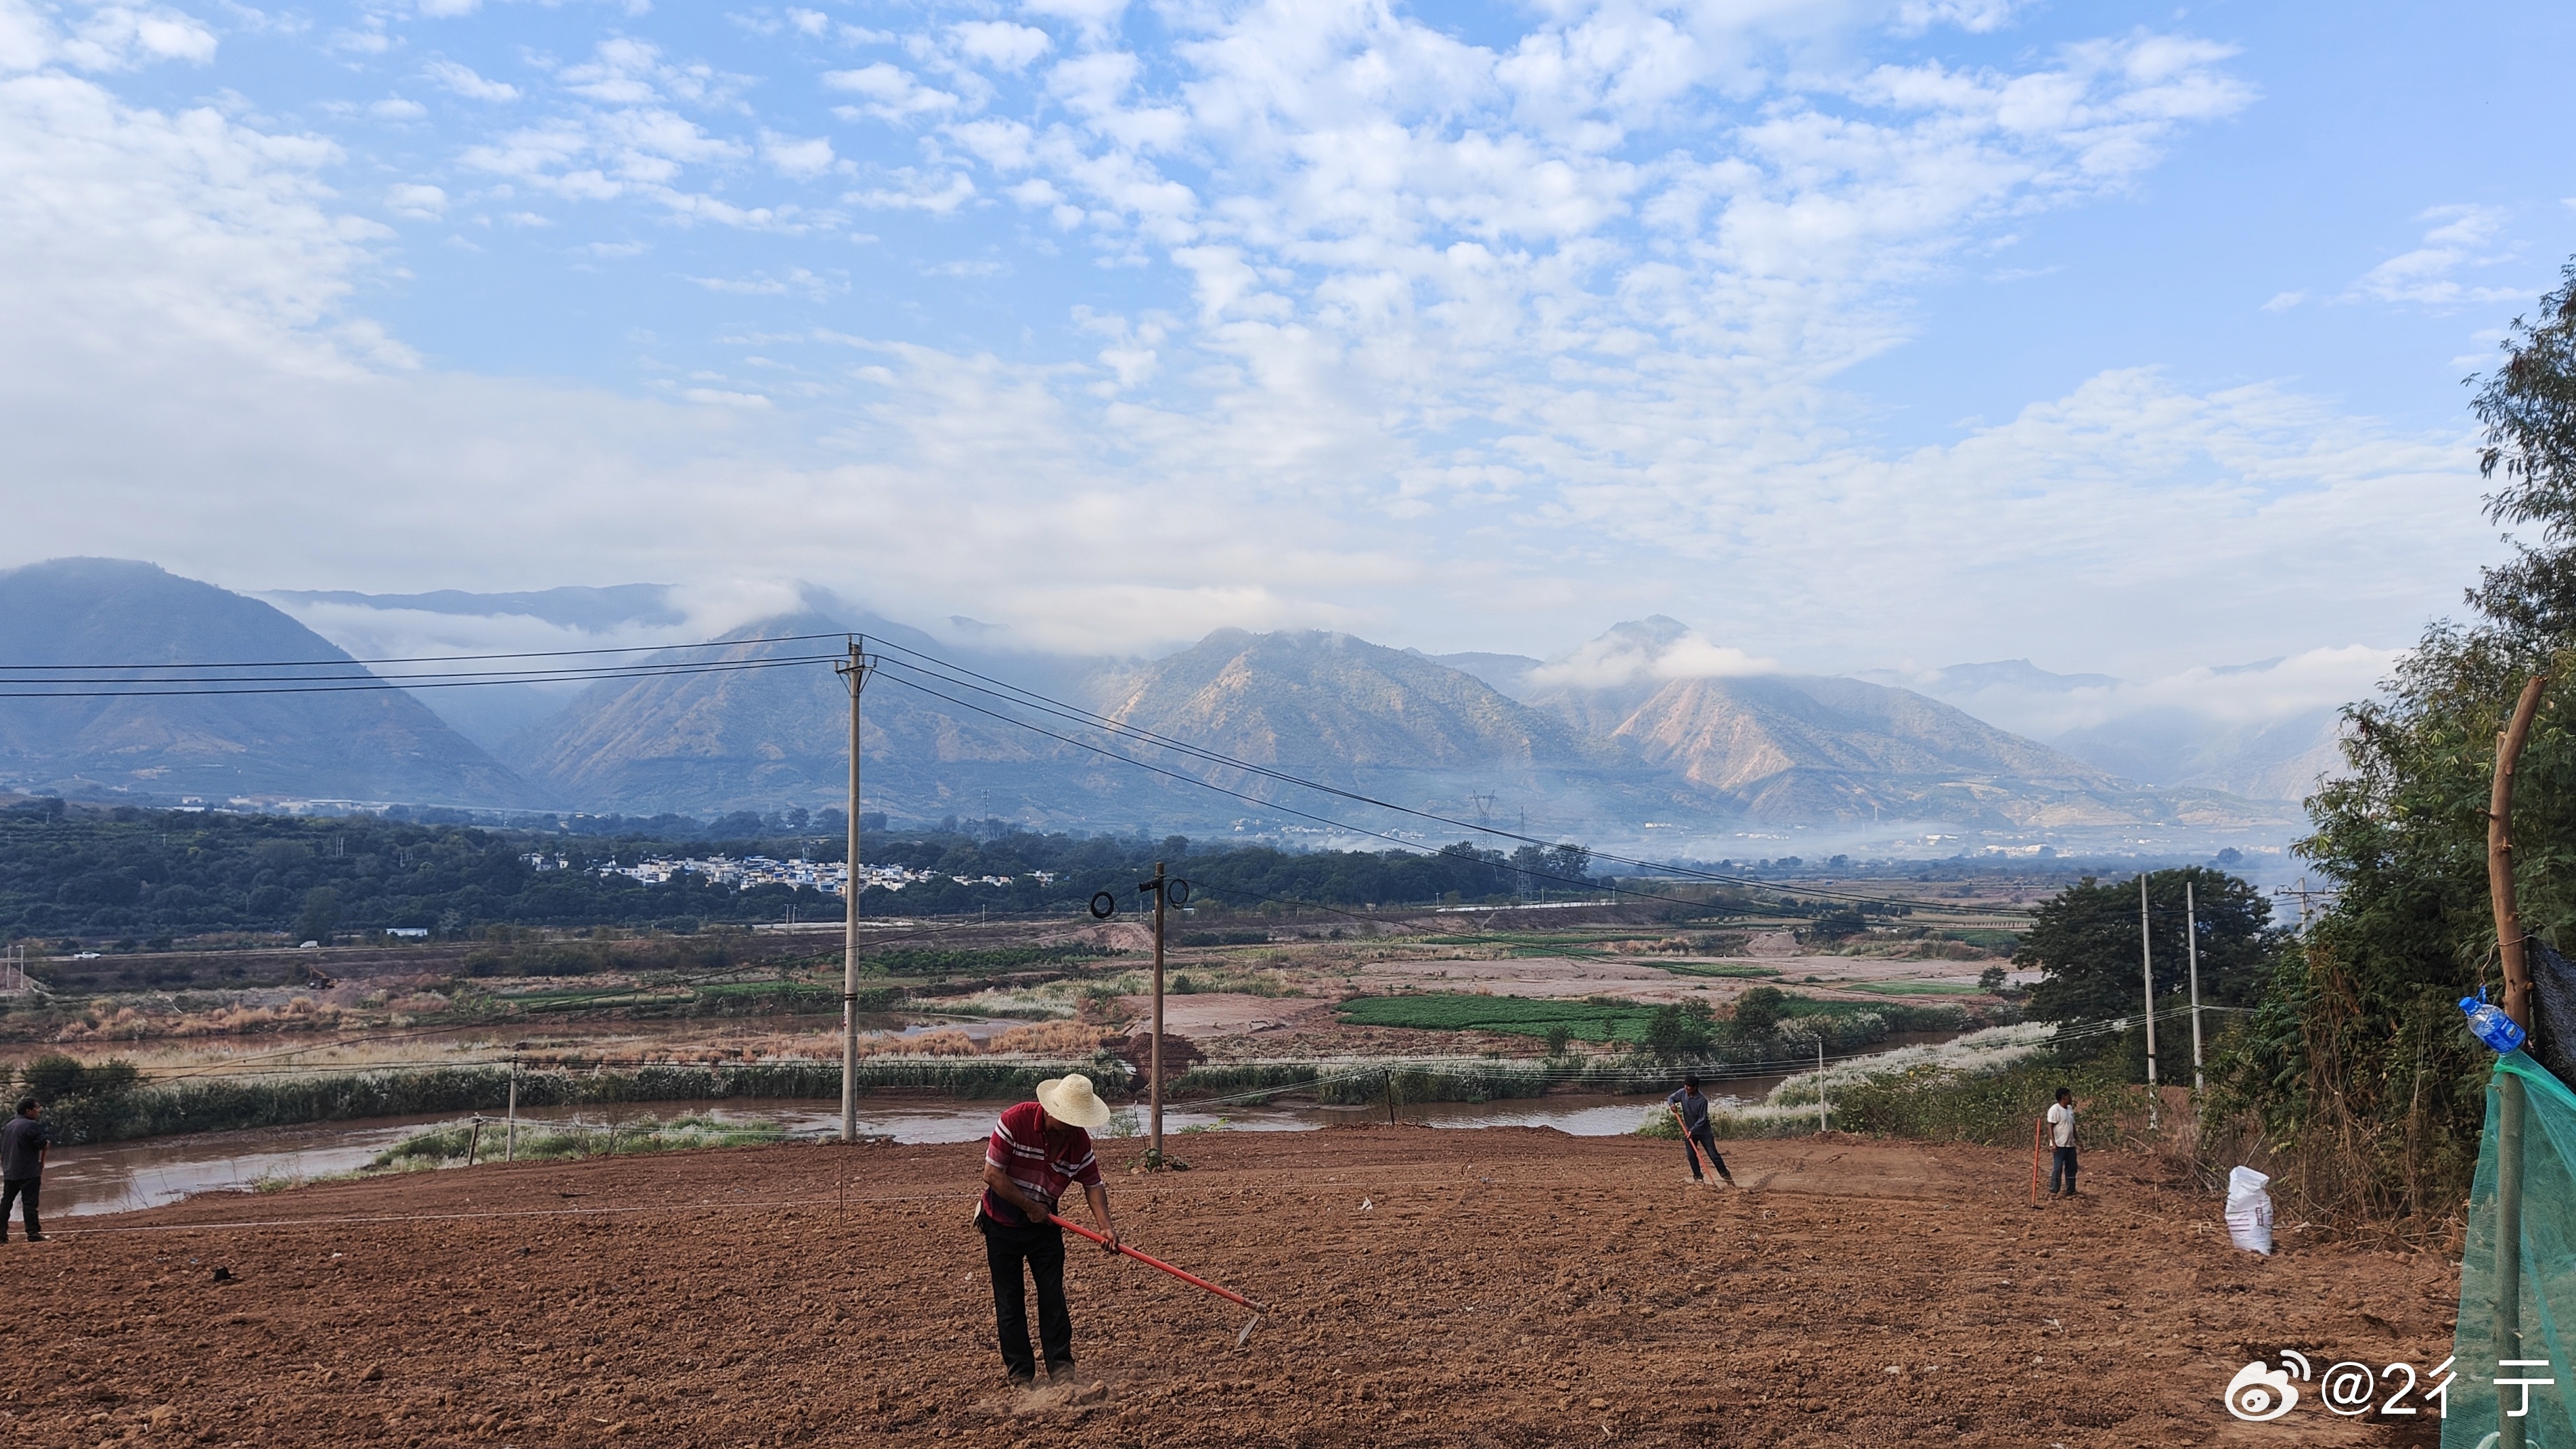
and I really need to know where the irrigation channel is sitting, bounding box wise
[46,1031,1967,1218]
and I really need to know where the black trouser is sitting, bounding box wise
[2049,1145,2078,1195]
[979,1213,1071,1383]
[1685,1123,1729,1182]
[1,1178,36,1239]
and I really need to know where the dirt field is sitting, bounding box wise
[22,1129,2457,1447]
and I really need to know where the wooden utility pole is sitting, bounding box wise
[1147,860,1169,1163]
[2140,873,2158,1130]
[2186,880,2204,1093]
[2489,673,2548,1449]
[838,640,873,1145]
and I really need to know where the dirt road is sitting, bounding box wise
[20,1129,2455,1446]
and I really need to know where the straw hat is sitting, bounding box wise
[1035,1073,1112,1130]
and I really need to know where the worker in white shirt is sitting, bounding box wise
[2044,1086,2078,1198]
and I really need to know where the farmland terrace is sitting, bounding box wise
[27,1128,2451,1446]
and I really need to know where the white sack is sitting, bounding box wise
[2225,1164,2274,1255]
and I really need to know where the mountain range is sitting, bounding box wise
[0,559,2299,841]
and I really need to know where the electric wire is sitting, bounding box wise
[860,641,2041,920]
[0,631,855,673]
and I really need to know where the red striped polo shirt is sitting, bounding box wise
[979,1100,1101,1228]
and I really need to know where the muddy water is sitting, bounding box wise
[40,1086,1778,1220]
[48,1030,1961,1218]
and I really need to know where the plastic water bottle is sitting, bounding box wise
[2461,991,2528,1054]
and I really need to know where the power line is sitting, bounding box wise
[0,654,842,700]
[862,640,2035,920]
[0,631,853,673]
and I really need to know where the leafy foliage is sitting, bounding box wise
[2016,868,2282,1067]
[0,802,1597,941]
[2208,259,2576,1225]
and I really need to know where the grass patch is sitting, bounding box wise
[1842,980,1978,996]
[867,945,1116,977]
[370,1113,789,1168]
[1654,962,1782,979]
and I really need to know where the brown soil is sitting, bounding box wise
[28,1131,2453,1447]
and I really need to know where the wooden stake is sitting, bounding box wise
[2489,673,2548,1449]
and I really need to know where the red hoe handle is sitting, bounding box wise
[1049,1213,1269,1313]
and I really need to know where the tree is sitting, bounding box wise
[1731,985,1787,1038]
[294,887,340,945]
[2017,869,2281,1063]
[1643,1001,1714,1062]
[2211,259,2576,1223]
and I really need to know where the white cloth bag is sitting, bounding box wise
[2225,1165,2275,1254]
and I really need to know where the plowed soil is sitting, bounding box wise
[20,1129,2457,1447]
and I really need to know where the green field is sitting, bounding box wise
[1334,993,1662,1042]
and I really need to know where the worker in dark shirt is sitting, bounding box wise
[1666,1075,1735,1186]
[2,1097,45,1243]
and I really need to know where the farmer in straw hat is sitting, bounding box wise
[977,1073,1122,1389]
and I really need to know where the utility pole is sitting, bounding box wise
[2186,879,2204,1093]
[2139,872,2158,1131]
[505,1044,523,1163]
[2489,673,2548,1449]
[1134,862,1189,1165]
[837,638,874,1146]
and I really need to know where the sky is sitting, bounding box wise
[3,0,2573,729]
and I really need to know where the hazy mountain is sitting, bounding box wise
[1865,656,2347,801]
[265,584,686,631]
[0,558,528,806]
[7,563,2295,836]
[1520,623,2263,828]
[508,621,1648,830]
[263,584,692,753]
[1424,650,1545,699]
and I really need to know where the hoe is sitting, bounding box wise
[1049,1212,1272,1346]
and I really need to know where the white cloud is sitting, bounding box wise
[14,2,221,71]
[0,0,2512,686]
[2261,290,2303,311]
[822,62,957,122]
[1530,624,1782,690]
[950,21,1050,72]
[846,169,973,213]
[370,96,426,121]
[386,182,447,218]
[686,267,839,298]
[2347,204,2525,308]
[424,58,518,102]
[760,129,835,178]
[1896,0,2018,32]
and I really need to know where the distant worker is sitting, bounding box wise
[2,1097,44,1242]
[1666,1074,1735,1187]
[2045,1086,2078,1198]
[975,1074,1120,1389]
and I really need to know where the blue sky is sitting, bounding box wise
[3,0,2572,734]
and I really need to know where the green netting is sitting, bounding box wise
[2449,1051,2576,1446]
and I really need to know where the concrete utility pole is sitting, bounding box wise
[2489,673,2548,1449]
[2140,873,2158,1131]
[838,639,874,1146]
[2186,880,2204,1093]
[506,1044,523,1163]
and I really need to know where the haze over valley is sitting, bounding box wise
[0,558,2319,864]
